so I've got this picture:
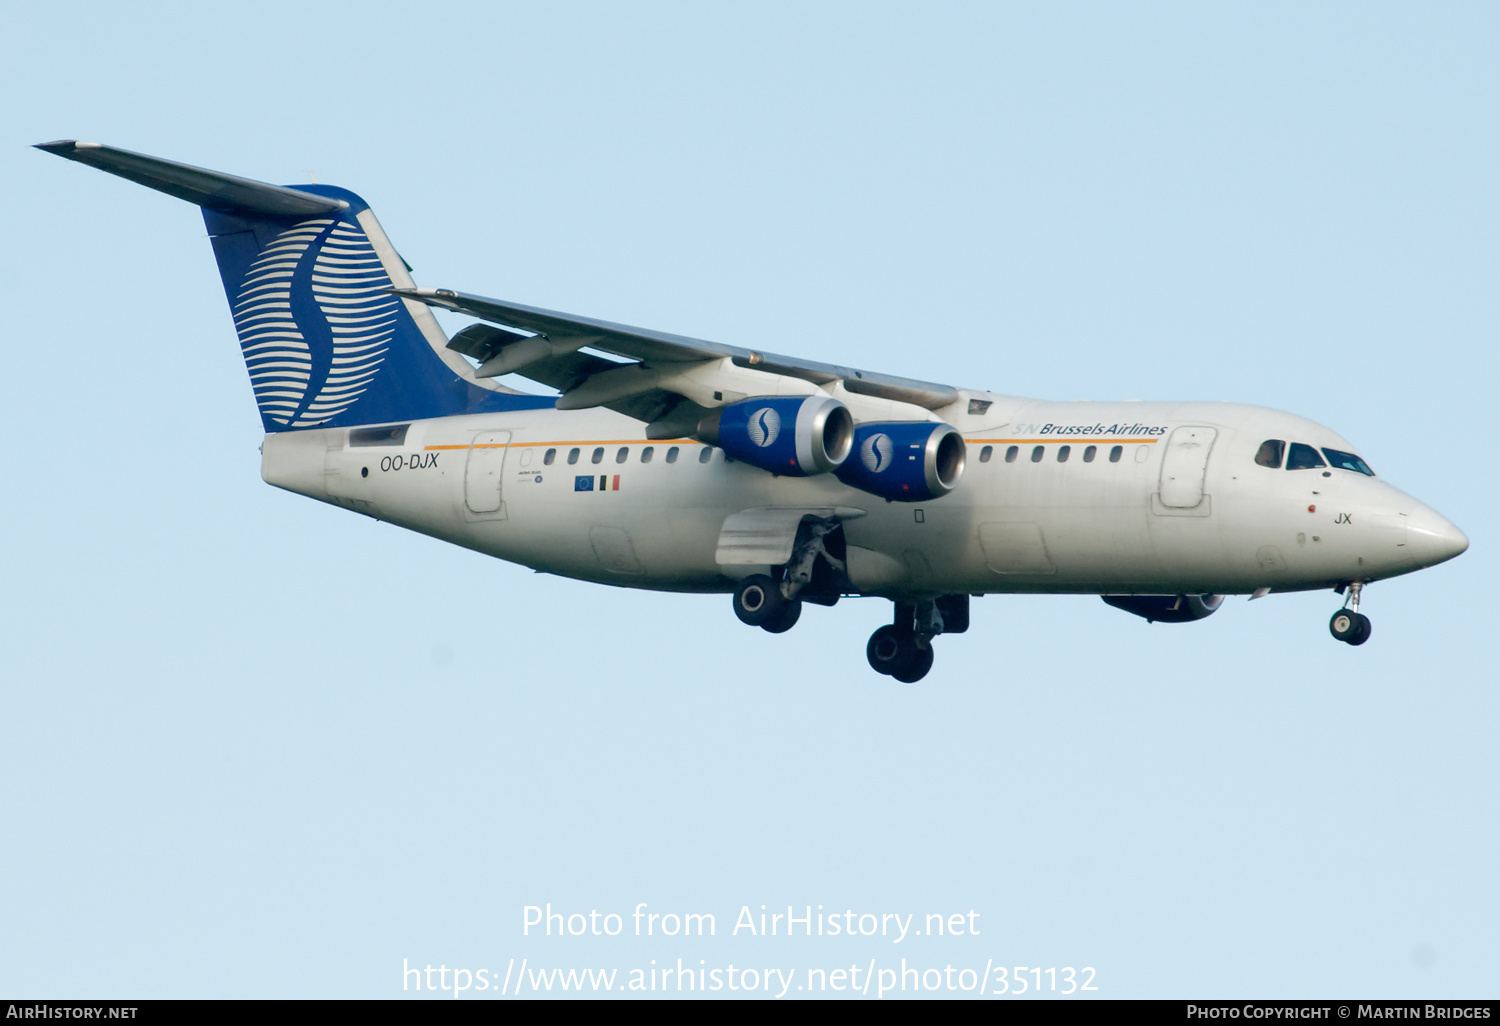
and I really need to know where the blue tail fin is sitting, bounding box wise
[37,141,551,431]
[202,187,492,430]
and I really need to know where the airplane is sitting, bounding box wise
[37,140,1469,683]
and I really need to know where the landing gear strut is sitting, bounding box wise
[1330,582,1372,646]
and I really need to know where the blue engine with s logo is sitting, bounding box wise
[698,395,854,476]
[835,422,966,501]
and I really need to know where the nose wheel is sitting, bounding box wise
[1329,609,1371,645]
[1330,582,1372,646]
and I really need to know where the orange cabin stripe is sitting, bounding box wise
[424,438,695,451]
[967,438,1159,444]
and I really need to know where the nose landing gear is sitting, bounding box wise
[1330,582,1372,646]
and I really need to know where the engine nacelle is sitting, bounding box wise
[699,395,854,476]
[1102,594,1224,623]
[834,422,966,502]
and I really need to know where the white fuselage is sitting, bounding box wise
[261,392,1464,599]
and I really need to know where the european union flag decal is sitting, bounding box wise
[574,475,595,492]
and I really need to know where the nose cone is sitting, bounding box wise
[1406,504,1469,568]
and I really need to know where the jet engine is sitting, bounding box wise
[1102,594,1224,623]
[834,422,966,502]
[698,395,854,476]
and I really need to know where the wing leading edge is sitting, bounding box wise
[392,287,961,434]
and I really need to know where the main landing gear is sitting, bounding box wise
[1329,582,1372,646]
[866,622,933,683]
[732,574,802,633]
[731,517,844,635]
[727,518,969,683]
[866,596,969,684]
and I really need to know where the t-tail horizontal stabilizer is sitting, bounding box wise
[38,140,551,432]
[35,140,348,218]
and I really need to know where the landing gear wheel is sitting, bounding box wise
[1347,612,1371,646]
[1330,609,1372,646]
[761,599,802,634]
[1329,609,1357,641]
[866,626,934,681]
[890,643,934,683]
[866,625,909,676]
[733,574,784,627]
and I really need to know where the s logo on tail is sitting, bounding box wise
[233,217,399,427]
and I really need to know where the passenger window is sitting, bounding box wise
[616,446,629,464]
[641,446,654,464]
[1322,448,1375,476]
[979,445,993,463]
[1083,445,1097,463]
[1255,439,1285,469]
[1057,445,1070,462]
[543,448,557,466]
[591,447,605,464]
[1109,445,1122,463]
[666,446,679,464]
[567,448,580,465]
[1005,445,1018,463]
[1285,443,1326,470]
[699,446,714,464]
[1031,445,1044,463]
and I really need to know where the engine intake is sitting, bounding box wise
[834,422,965,502]
[1102,594,1224,623]
[698,395,853,476]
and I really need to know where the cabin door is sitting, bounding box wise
[464,431,512,517]
[1157,426,1217,509]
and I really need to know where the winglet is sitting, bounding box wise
[35,139,347,219]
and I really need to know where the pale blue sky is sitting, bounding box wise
[2,1,1494,999]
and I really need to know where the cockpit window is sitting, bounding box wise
[1322,448,1375,476]
[1285,443,1326,470]
[1255,439,1285,469]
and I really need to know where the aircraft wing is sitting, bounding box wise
[393,287,960,434]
